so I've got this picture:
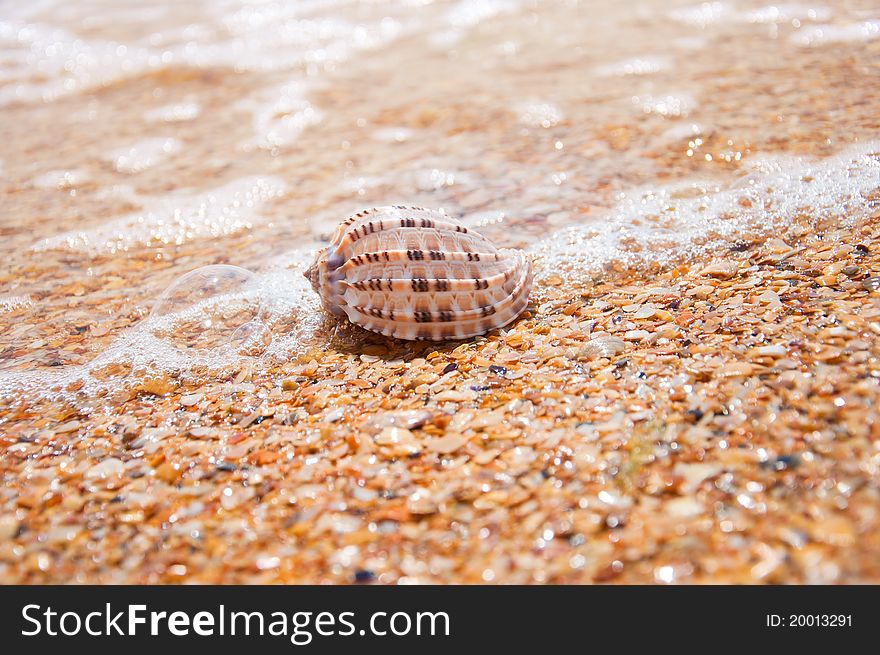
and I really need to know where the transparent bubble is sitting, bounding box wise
[229,319,272,356]
[148,265,270,354]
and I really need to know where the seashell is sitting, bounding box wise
[305,206,532,341]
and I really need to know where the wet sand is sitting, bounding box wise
[1,0,879,583]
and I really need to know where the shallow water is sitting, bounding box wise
[1,0,879,393]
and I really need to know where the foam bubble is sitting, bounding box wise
[372,127,415,143]
[148,265,267,354]
[0,20,157,106]
[669,2,832,30]
[143,102,201,123]
[415,168,467,191]
[32,176,286,254]
[633,93,696,118]
[340,175,390,195]
[597,56,671,77]
[745,5,832,24]
[238,81,323,150]
[106,137,181,173]
[459,209,507,229]
[791,19,880,46]
[668,2,732,28]
[0,294,32,313]
[445,0,518,28]
[660,122,705,143]
[31,169,89,189]
[517,102,563,128]
[531,143,880,283]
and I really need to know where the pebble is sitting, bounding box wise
[632,305,657,319]
[718,362,753,377]
[375,427,421,456]
[426,433,469,454]
[751,344,787,357]
[665,497,703,518]
[0,515,19,540]
[757,290,782,306]
[578,336,626,359]
[55,420,81,434]
[86,458,125,479]
[700,262,739,279]
[862,277,880,291]
[364,410,433,433]
[180,393,203,406]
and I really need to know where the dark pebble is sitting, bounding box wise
[687,408,704,422]
[760,455,800,471]
[216,462,237,472]
[354,569,376,583]
[441,362,458,374]
[489,365,507,376]
[470,385,491,391]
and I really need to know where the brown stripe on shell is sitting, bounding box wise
[340,249,501,273]
[341,267,513,295]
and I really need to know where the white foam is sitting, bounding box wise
[143,102,201,123]
[31,169,89,189]
[0,247,325,398]
[517,102,563,128]
[445,0,518,28]
[0,2,407,107]
[668,2,732,28]
[669,2,833,29]
[745,4,832,24]
[531,143,880,282]
[0,294,32,313]
[239,81,323,150]
[414,168,467,191]
[660,122,705,143]
[372,127,415,143]
[106,137,181,173]
[791,19,880,46]
[597,56,671,77]
[340,175,389,195]
[633,93,696,118]
[32,176,286,254]
[0,20,158,105]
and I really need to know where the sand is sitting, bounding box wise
[1,0,879,583]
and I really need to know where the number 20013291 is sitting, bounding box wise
[766,615,852,627]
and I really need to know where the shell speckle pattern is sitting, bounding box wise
[305,206,533,341]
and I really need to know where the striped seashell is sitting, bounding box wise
[305,206,532,341]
